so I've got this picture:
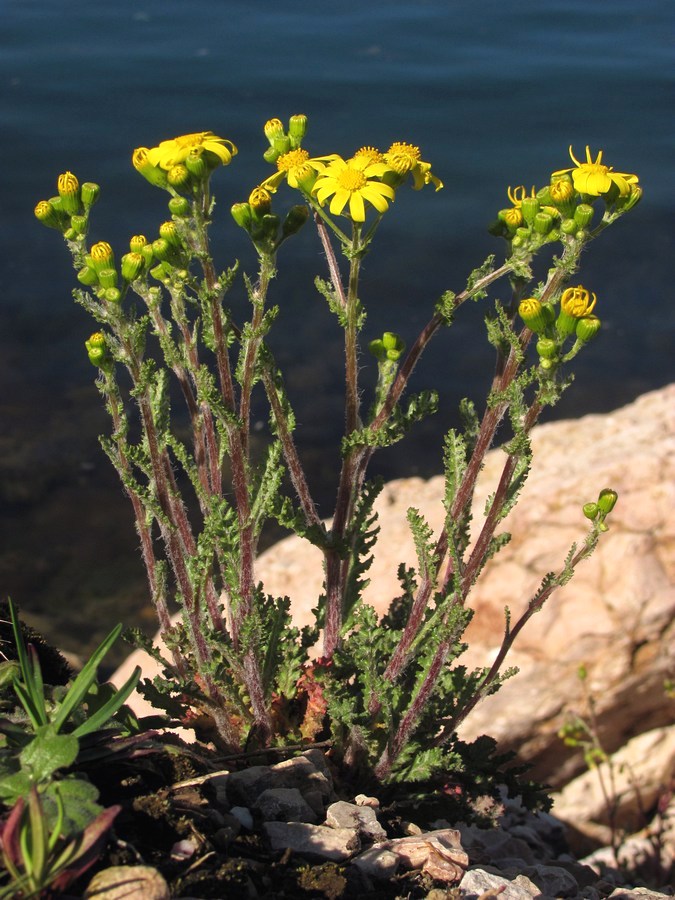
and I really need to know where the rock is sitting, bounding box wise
[253,787,319,823]
[459,868,540,900]
[223,750,334,817]
[373,827,468,883]
[84,865,169,899]
[229,805,254,830]
[518,862,580,897]
[325,800,387,842]
[607,891,675,900]
[553,726,675,834]
[263,821,360,861]
[350,846,399,879]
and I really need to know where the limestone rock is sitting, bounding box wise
[553,726,675,834]
[325,800,387,842]
[263,821,359,860]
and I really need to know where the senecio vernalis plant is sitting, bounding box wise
[35,118,640,783]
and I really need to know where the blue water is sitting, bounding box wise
[1,0,674,651]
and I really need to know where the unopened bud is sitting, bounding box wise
[77,266,99,287]
[121,252,145,282]
[159,220,182,248]
[70,214,88,236]
[167,164,192,191]
[249,186,272,216]
[561,218,578,236]
[85,332,111,369]
[583,502,599,520]
[574,204,594,229]
[104,287,122,304]
[231,202,253,230]
[89,241,115,273]
[264,118,285,144]
[520,196,540,225]
[98,267,118,289]
[34,200,64,230]
[597,489,618,514]
[168,196,191,217]
[519,298,554,333]
[81,182,100,209]
[185,148,208,180]
[533,212,554,235]
[576,315,601,343]
[281,204,310,238]
[536,337,558,360]
[57,171,80,215]
[382,331,406,361]
[288,114,307,145]
[132,147,169,189]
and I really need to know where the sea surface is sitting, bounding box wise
[2,0,674,662]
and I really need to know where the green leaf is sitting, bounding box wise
[20,725,79,783]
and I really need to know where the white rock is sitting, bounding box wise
[263,821,360,860]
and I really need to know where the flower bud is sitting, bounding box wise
[129,234,147,253]
[264,118,285,145]
[121,252,145,282]
[150,262,173,283]
[575,315,601,343]
[288,114,307,145]
[104,287,122,304]
[249,186,272,216]
[574,203,594,228]
[536,337,558,360]
[518,298,554,333]
[498,207,523,229]
[89,241,115,273]
[560,218,578,236]
[185,148,208,180]
[520,196,540,225]
[85,332,111,369]
[583,502,599,520]
[70,214,88,236]
[34,199,64,230]
[597,489,618,514]
[77,266,99,286]
[159,220,182,248]
[533,212,554,235]
[281,204,310,238]
[549,178,575,212]
[382,331,406,361]
[263,146,280,164]
[231,202,253,231]
[167,164,192,191]
[57,171,81,215]
[132,147,169,189]
[152,237,177,263]
[98,267,118,289]
[168,196,191,217]
[81,182,100,209]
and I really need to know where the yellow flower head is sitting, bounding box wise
[145,132,237,171]
[384,142,443,191]
[552,146,638,198]
[312,155,395,222]
[352,146,385,165]
[263,148,334,192]
[249,185,272,214]
[560,285,597,318]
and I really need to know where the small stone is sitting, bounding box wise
[351,846,399,879]
[460,868,537,900]
[520,863,580,898]
[230,805,254,830]
[84,865,169,899]
[253,787,318,823]
[264,821,360,861]
[354,793,380,808]
[325,800,387,842]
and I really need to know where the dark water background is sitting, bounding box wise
[2,0,674,664]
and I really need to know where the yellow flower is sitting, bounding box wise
[352,146,385,165]
[263,148,334,192]
[552,146,638,198]
[145,132,237,170]
[507,185,535,208]
[384,142,443,191]
[312,155,396,222]
[560,285,597,317]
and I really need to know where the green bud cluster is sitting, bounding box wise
[262,114,308,164]
[84,331,113,371]
[34,172,100,242]
[369,331,406,362]
[583,488,618,531]
[231,185,309,254]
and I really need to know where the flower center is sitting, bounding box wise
[277,149,310,173]
[353,146,384,165]
[336,167,367,192]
